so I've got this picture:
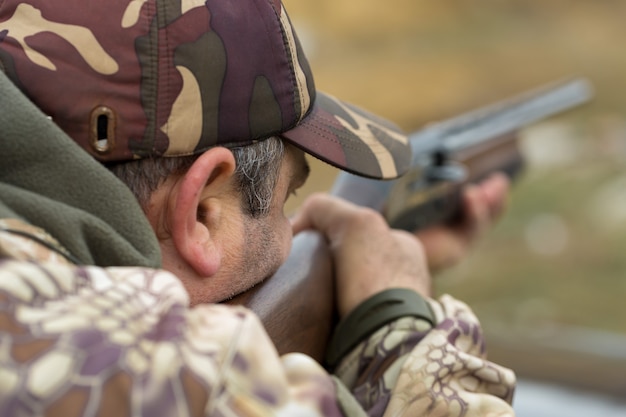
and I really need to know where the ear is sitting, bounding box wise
[170,147,236,277]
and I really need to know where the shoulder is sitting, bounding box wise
[0,218,75,264]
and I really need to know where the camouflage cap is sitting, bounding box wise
[0,0,410,179]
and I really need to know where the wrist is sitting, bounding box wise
[325,288,435,370]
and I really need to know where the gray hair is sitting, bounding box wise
[108,137,285,218]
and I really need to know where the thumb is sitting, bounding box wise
[290,193,358,237]
[290,193,324,235]
[290,193,336,235]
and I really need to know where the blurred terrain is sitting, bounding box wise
[283,0,626,400]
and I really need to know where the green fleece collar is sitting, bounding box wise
[0,71,161,268]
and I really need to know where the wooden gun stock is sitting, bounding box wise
[226,231,336,361]
[229,78,594,363]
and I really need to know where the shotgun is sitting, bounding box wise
[227,78,594,363]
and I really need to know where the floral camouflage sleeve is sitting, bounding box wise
[0,222,515,416]
[334,298,516,417]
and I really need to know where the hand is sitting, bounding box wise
[417,172,510,274]
[291,193,431,319]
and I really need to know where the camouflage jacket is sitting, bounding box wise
[0,64,516,416]
[0,225,516,417]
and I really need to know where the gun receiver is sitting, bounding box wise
[332,78,594,231]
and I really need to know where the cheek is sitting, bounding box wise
[274,215,293,264]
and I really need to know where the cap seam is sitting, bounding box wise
[145,0,159,157]
[158,0,170,147]
[268,1,304,125]
[294,122,383,154]
[280,8,305,121]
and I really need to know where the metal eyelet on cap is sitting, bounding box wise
[89,106,116,154]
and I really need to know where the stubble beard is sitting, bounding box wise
[228,216,284,299]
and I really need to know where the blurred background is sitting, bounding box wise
[283,0,626,414]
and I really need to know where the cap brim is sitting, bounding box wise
[280,92,411,180]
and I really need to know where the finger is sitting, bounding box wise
[480,173,510,219]
[457,173,510,243]
[289,193,328,235]
[291,193,380,237]
[462,183,490,237]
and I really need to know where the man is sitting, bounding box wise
[0,0,515,415]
